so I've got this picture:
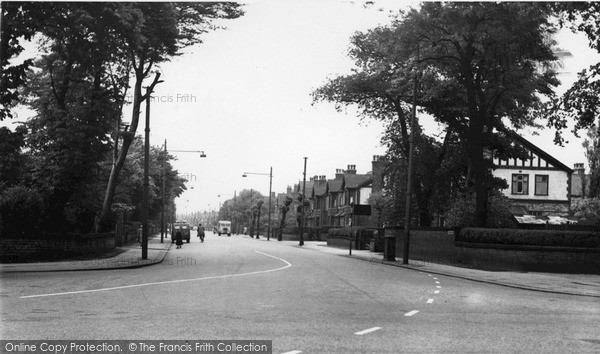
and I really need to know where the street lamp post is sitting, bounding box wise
[161,145,206,245]
[161,140,167,243]
[242,168,273,240]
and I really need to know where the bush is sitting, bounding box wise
[572,198,600,224]
[446,194,516,228]
[458,228,600,248]
[0,186,44,238]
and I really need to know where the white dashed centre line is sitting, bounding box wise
[435,281,440,284]
[282,351,302,354]
[427,299,434,304]
[404,310,419,317]
[436,285,442,289]
[434,290,440,294]
[355,327,382,335]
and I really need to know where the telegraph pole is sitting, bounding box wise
[142,88,151,259]
[403,61,418,265]
[300,157,307,246]
[141,73,162,260]
[267,166,273,241]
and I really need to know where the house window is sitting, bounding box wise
[535,175,549,196]
[511,174,529,195]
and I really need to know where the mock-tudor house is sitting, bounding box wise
[492,133,574,216]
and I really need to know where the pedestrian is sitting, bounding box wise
[175,230,183,249]
[137,225,142,247]
[198,223,205,243]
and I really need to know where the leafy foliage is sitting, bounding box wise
[572,197,600,223]
[0,186,43,238]
[445,193,516,229]
[315,3,558,227]
[583,127,600,197]
[0,3,243,234]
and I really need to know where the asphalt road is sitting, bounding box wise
[1,232,599,353]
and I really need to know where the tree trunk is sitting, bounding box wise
[469,122,488,227]
[97,69,159,231]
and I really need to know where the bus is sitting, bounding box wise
[217,220,232,236]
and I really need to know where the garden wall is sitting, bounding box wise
[387,227,457,264]
[455,242,600,273]
[0,233,115,263]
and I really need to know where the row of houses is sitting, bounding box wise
[273,133,592,228]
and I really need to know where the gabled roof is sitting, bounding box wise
[500,132,573,173]
[514,133,572,173]
[313,181,328,197]
[328,179,344,193]
[344,174,372,189]
[296,180,315,197]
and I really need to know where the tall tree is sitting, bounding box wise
[315,3,559,226]
[20,3,136,232]
[546,3,600,199]
[312,24,454,226]
[0,2,39,120]
[583,128,600,197]
[546,2,600,144]
[98,2,243,231]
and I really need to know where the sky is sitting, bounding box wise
[6,1,600,216]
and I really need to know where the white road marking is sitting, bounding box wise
[21,251,292,299]
[434,290,440,294]
[436,285,442,289]
[428,274,432,276]
[435,281,440,284]
[404,310,419,317]
[427,298,434,304]
[433,277,438,280]
[355,327,382,335]
[282,351,302,354]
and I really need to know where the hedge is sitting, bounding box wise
[458,228,600,248]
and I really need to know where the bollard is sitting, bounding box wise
[383,230,396,261]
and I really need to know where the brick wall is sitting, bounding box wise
[388,228,457,264]
[381,227,599,274]
[456,243,600,273]
[0,233,115,263]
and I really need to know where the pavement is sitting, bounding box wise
[0,233,172,273]
[1,234,599,298]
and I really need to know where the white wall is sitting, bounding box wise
[493,169,569,201]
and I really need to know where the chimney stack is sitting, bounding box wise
[574,163,585,175]
[346,164,357,175]
[335,168,345,180]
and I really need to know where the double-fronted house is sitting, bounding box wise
[326,170,346,226]
[492,133,573,216]
[341,165,372,227]
[311,176,328,228]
